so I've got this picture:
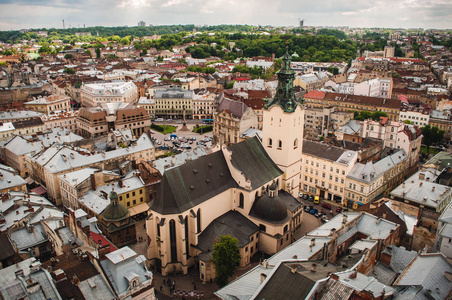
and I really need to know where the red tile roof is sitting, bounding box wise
[90,231,117,251]
[304,90,326,99]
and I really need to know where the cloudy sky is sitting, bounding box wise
[0,0,451,31]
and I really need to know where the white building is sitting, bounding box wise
[80,81,138,107]
[399,105,431,126]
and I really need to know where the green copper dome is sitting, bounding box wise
[100,190,129,222]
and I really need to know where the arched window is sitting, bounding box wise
[294,138,298,149]
[197,209,201,233]
[239,193,244,208]
[278,140,282,149]
[169,219,177,263]
[268,138,272,147]
[185,216,190,259]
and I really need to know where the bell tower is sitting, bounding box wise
[262,47,304,197]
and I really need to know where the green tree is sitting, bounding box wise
[95,48,101,58]
[64,68,75,74]
[64,53,73,59]
[421,125,445,154]
[212,235,241,287]
[370,111,388,121]
[404,119,413,124]
[120,36,130,45]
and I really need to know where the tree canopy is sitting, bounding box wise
[354,110,388,121]
[212,235,241,287]
[421,125,445,152]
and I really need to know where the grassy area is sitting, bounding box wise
[193,125,213,134]
[150,123,177,134]
[420,146,439,155]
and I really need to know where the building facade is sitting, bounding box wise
[80,81,138,107]
[154,86,194,119]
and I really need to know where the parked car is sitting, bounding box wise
[298,192,304,198]
[304,206,312,212]
[321,203,331,209]
[303,194,308,200]
[155,118,164,122]
[308,195,314,202]
[309,208,318,215]
[315,211,324,218]
[313,196,320,204]
[166,118,172,122]
[336,207,342,213]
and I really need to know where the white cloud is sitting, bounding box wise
[0,0,450,30]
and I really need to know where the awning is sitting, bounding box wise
[128,202,150,217]
[31,185,47,195]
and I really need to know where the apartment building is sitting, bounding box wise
[304,91,402,121]
[80,81,138,107]
[24,94,71,114]
[213,93,258,145]
[192,89,215,120]
[0,118,45,141]
[76,103,151,139]
[300,140,358,203]
[136,96,154,117]
[399,105,431,126]
[154,86,194,119]
[304,106,354,138]
[58,168,121,210]
[27,133,155,204]
[361,119,422,166]
[40,110,78,131]
[345,149,409,208]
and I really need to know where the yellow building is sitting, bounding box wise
[154,86,194,119]
[24,94,71,114]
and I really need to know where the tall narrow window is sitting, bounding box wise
[169,220,177,263]
[294,138,298,149]
[268,138,272,147]
[278,140,282,149]
[197,209,201,233]
[184,216,190,259]
[239,193,244,208]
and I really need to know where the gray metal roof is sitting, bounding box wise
[394,254,452,300]
[390,170,452,210]
[100,247,152,296]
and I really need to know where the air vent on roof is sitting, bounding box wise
[205,178,210,183]
[193,169,198,174]
[208,163,213,168]
[190,185,195,190]
[219,173,224,177]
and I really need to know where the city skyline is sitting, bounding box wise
[0,0,451,31]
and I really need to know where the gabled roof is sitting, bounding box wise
[229,137,283,190]
[151,151,237,215]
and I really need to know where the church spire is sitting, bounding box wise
[265,42,299,113]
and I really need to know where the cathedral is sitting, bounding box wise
[145,51,305,282]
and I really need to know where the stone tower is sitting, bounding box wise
[262,49,304,197]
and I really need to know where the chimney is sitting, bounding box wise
[90,173,96,191]
[349,269,358,279]
[310,263,317,273]
[118,179,124,188]
[291,266,298,274]
[432,186,435,192]
[419,182,423,187]
[260,273,267,283]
